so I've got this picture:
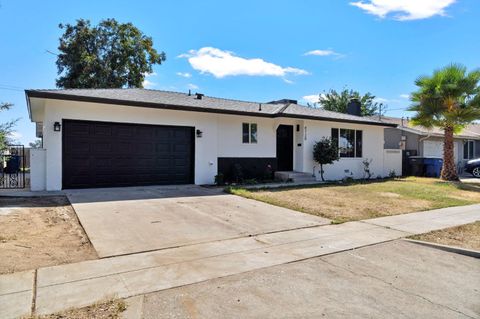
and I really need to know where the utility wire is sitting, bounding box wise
[0,86,24,92]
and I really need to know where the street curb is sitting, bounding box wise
[122,295,144,319]
[403,239,480,258]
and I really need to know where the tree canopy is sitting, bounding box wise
[408,63,480,181]
[313,137,339,181]
[0,102,17,150]
[56,18,166,89]
[316,88,383,116]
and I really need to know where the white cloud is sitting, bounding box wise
[302,94,320,104]
[350,0,456,20]
[399,94,410,99]
[283,78,294,84]
[179,47,309,78]
[176,72,192,78]
[142,72,157,88]
[375,97,389,103]
[8,131,22,141]
[304,49,342,57]
[142,79,156,88]
[188,83,199,90]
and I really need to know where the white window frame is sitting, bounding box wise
[464,140,475,160]
[332,128,363,158]
[242,123,258,144]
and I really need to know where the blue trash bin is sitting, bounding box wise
[424,158,443,177]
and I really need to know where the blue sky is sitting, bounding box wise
[0,0,479,145]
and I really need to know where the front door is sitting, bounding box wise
[276,125,294,171]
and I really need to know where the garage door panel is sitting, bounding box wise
[93,124,113,136]
[63,120,194,189]
[117,126,135,137]
[67,122,90,136]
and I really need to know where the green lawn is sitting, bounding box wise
[228,177,480,223]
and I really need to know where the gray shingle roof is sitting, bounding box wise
[373,116,480,139]
[26,88,395,127]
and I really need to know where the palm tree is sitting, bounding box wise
[408,64,480,181]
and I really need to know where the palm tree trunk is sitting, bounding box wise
[440,124,459,181]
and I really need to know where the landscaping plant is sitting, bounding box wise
[313,137,339,181]
[409,64,480,181]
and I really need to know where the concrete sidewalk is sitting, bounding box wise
[141,240,480,319]
[1,204,479,318]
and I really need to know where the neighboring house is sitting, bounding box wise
[26,89,397,190]
[377,116,480,171]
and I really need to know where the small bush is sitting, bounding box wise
[214,173,225,186]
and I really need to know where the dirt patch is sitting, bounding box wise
[26,299,126,319]
[410,221,480,250]
[0,196,97,274]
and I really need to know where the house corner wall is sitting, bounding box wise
[29,148,46,191]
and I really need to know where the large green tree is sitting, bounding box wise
[56,19,166,88]
[408,64,480,181]
[0,102,17,150]
[317,88,383,116]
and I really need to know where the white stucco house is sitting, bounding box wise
[26,89,399,190]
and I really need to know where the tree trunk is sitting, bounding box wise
[320,164,325,181]
[440,124,459,181]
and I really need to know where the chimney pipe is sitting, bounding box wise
[346,98,362,116]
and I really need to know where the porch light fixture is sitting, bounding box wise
[53,122,61,132]
[196,129,203,138]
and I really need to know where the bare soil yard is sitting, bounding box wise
[0,196,97,274]
[410,221,480,250]
[27,299,126,319]
[229,177,480,223]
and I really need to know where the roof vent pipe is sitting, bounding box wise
[195,93,204,100]
[259,103,262,111]
[188,89,191,96]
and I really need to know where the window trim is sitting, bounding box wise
[242,123,258,144]
[463,140,475,160]
[331,128,363,158]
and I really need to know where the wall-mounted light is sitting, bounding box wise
[53,122,61,132]
[196,129,203,138]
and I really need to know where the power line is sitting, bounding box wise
[0,86,24,92]
[0,84,24,90]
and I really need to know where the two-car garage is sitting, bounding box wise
[62,120,195,189]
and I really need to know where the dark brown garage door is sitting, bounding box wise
[62,120,194,189]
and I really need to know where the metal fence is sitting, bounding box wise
[0,145,26,189]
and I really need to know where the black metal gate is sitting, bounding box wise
[1,145,26,189]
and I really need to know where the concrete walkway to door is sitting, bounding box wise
[65,185,329,258]
[2,203,479,318]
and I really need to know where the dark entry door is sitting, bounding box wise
[62,119,194,189]
[276,125,294,171]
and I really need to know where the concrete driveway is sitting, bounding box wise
[66,185,329,258]
[141,240,480,319]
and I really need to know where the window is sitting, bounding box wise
[242,123,258,144]
[331,128,363,158]
[464,140,475,159]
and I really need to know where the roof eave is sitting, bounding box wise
[24,90,397,127]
